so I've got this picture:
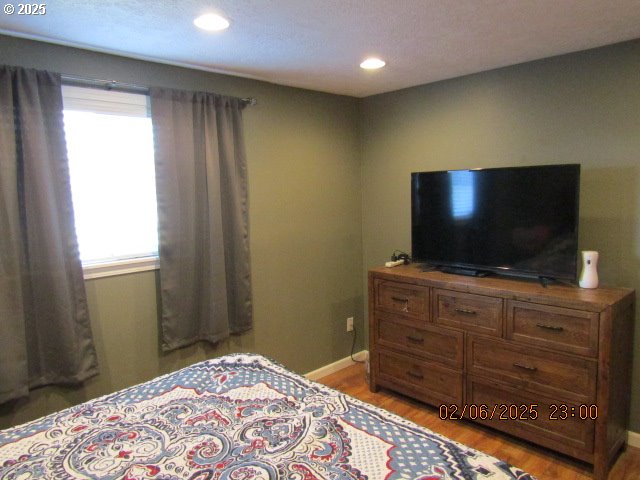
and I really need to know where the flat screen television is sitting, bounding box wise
[411,164,580,281]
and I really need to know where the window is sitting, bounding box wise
[62,86,159,278]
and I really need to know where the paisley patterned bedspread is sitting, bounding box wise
[0,353,535,479]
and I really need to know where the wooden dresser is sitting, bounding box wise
[368,265,635,479]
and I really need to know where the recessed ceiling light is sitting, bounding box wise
[194,13,230,31]
[360,57,386,70]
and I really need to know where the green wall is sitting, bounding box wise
[1,34,639,434]
[0,35,364,428]
[359,40,640,431]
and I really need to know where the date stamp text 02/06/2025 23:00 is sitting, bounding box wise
[439,403,599,421]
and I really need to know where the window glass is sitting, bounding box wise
[62,86,158,266]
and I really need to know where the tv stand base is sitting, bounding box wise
[440,266,491,277]
[538,276,557,288]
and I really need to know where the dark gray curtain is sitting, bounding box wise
[0,66,98,404]
[150,88,252,351]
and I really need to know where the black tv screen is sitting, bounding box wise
[411,164,580,281]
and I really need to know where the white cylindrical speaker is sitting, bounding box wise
[579,250,599,289]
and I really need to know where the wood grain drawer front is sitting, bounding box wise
[434,289,503,336]
[375,279,429,320]
[506,301,599,357]
[467,336,596,403]
[466,376,594,458]
[376,349,462,406]
[375,313,463,369]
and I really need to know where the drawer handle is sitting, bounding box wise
[454,307,477,315]
[406,335,425,344]
[392,296,410,312]
[406,370,424,380]
[536,323,564,332]
[513,362,538,372]
[391,296,409,303]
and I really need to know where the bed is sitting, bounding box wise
[0,353,535,479]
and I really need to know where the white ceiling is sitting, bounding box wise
[1,0,639,97]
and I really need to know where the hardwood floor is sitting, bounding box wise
[317,363,640,480]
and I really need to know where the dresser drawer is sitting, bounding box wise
[506,301,599,357]
[374,313,463,368]
[376,349,462,406]
[374,279,429,320]
[466,376,594,458]
[466,335,596,403]
[434,289,503,336]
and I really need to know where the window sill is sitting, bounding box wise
[83,256,159,280]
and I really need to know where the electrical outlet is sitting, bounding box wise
[346,317,354,332]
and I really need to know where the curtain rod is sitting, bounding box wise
[60,74,257,106]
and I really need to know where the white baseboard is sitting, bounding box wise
[305,350,368,381]
[628,430,640,448]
